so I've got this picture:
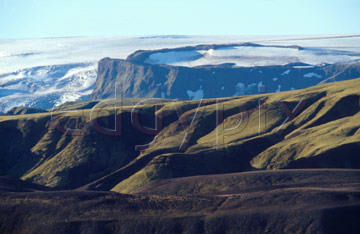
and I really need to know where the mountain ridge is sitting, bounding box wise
[0,77,359,191]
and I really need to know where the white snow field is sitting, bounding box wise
[1,34,360,112]
[144,35,360,67]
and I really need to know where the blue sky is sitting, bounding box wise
[1,0,359,39]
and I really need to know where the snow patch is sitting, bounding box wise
[145,50,202,65]
[186,86,204,100]
[293,65,315,69]
[276,85,281,93]
[258,81,266,93]
[233,82,260,96]
[233,82,246,96]
[281,70,291,76]
[303,72,322,78]
[0,52,10,58]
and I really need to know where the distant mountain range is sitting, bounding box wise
[1,35,360,113]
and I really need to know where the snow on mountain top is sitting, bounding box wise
[143,43,360,67]
[145,50,203,65]
[2,34,360,74]
[1,34,360,112]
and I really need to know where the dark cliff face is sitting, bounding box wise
[90,57,183,101]
[90,54,360,101]
[89,42,360,101]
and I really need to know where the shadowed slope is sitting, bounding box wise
[0,78,359,193]
[1,171,360,234]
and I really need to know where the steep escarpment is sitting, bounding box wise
[89,44,360,101]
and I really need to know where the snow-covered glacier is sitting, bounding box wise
[1,35,360,112]
[0,63,97,111]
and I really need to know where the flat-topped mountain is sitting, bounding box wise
[90,43,360,101]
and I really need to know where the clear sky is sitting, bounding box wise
[1,0,359,39]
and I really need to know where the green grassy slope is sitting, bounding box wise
[111,78,360,193]
[0,78,359,193]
